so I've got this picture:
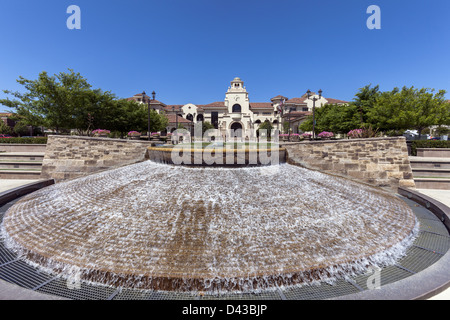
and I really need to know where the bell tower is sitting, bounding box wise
[225,77,250,113]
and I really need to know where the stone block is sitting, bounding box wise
[399,179,416,188]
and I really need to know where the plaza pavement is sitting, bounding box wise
[0,179,449,300]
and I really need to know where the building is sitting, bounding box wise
[0,113,16,132]
[128,77,348,137]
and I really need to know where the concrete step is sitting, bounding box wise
[414,178,450,190]
[409,157,450,169]
[0,170,42,180]
[0,153,45,161]
[0,162,43,170]
[412,168,450,178]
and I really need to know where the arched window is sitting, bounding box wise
[186,114,194,122]
[196,114,204,122]
[232,104,241,113]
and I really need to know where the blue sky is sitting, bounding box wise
[0,0,449,112]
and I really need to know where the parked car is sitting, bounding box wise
[0,134,12,138]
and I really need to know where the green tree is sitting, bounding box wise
[367,86,448,137]
[352,84,381,127]
[0,69,121,134]
[201,121,215,134]
[299,104,359,135]
[0,70,90,132]
[13,121,30,137]
[104,100,168,138]
[0,121,11,135]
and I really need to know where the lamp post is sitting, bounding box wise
[306,89,322,139]
[146,91,155,141]
[171,106,179,144]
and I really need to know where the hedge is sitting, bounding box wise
[410,140,450,156]
[0,137,48,144]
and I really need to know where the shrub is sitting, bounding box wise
[0,137,48,144]
[127,131,141,137]
[410,140,450,156]
[318,131,334,139]
[92,129,110,135]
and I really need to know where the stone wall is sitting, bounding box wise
[40,135,153,182]
[282,137,415,190]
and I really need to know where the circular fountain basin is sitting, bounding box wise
[0,161,418,293]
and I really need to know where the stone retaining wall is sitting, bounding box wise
[282,137,415,189]
[40,135,153,182]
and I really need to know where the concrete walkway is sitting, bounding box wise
[0,180,41,193]
[0,179,66,300]
[416,188,450,300]
[0,179,449,300]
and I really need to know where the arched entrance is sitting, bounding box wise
[230,122,243,138]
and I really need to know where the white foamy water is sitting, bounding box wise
[0,161,418,293]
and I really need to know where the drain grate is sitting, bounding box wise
[0,196,449,300]
[0,260,55,290]
[282,279,360,300]
[35,278,117,301]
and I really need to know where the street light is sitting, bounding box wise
[306,89,323,139]
[146,91,156,141]
[172,105,179,145]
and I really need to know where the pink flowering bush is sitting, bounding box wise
[318,131,334,139]
[347,129,364,138]
[128,131,141,137]
[92,129,110,135]
[301,133,312,138]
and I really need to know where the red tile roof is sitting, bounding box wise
[202,102,226,108]
[166,114,192,124]
[270,95,289,101]
[325,98,348,104]
[285,97,307,104]
[282,111,311,119]
[250,102,273,109]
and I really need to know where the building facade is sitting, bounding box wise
[0,113,16,132]
[129,77,348,137]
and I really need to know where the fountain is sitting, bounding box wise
[0,158,419,294]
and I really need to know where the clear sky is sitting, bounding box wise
[0,0,449,112]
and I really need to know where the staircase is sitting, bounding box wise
[410,157,450,190]
[0,152,44,180]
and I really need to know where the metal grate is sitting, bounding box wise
[0,241,17,265]
[0,260,55,290]
[283,279,361,300]
[35,278,117,301]
[201,290,282,301]
[0,196,449,300]
[398,246,444,274]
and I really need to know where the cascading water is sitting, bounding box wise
[0,161,418,293]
